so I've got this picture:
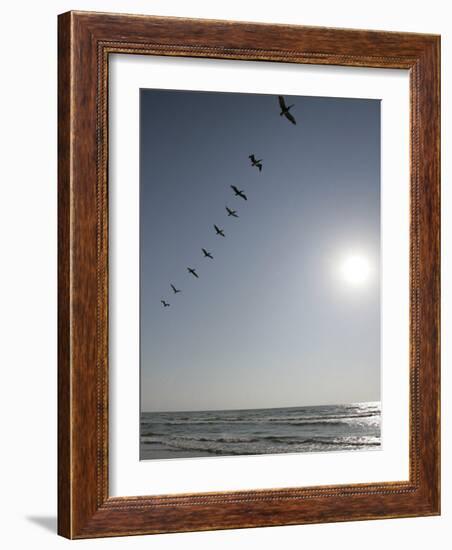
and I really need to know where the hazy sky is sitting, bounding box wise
[140,88,380,412]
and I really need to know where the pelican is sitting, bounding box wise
[230,185,247,201]
[249,154,263,172]
[202,248,214,259]
[214,224,225,237]
[226,206,238,218]
[278,95,296,125]
[161,300,170,307]
[170,284,181,294]
[187,267,199,278]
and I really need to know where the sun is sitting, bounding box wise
[340,254,371,286]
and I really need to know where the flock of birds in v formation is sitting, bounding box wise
[160,95,297,308]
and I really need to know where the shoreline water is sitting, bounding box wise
[140,401,381,461]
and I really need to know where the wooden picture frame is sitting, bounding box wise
[58,11,440,539]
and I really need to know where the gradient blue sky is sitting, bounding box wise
[140,89,380,412]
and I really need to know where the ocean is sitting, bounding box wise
[140,401,381,460]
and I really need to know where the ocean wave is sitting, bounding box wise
[140,403,381,458]
[142,416,377,428]
[267,412,378,421]
[182,434,378,445]
[142,435,261,444]
[141,434,381,452]
[141,417,379,435]
[296,437,381,447]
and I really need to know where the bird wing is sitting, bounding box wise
[231,185,238,193]
[214,225,219,232]
[285,111,296,125]
[242,193,248,201]
[202,248,207,254]
[249,154,256,162]
[278,95,286,110]
[258,164,262,171]
[171,284,175,291]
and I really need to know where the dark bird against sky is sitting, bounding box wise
[249,154,263,172]
[226,206,238,218]
[161,300,170,307]
[231,185,248,201]
[278,95,296,125]
[214,224,225,237]
[170,284,181,294]
[187,267,199,278]
[202,248,214,259]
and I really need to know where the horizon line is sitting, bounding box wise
[141,399,381,415]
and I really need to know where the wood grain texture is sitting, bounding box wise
[57,10,72,539]
[57,11,440,539]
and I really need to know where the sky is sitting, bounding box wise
[140,88,381,412]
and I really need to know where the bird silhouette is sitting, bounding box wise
[202,248,214,259]
[187,267,199,278]
[278,95,296,125]
[231,185,247,201]
[214,224,225,237]
[249,154,263,171]
[161,300,170,307]
[226,206,238,218]
[170,284,181,294]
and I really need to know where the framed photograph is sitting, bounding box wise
[58,11,440,538]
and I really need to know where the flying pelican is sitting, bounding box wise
[161,300,170,307]
[226,206,238,218]
[278,95,296,125]
[249,154,263,172]
[230,185,247,201]
[202,248,214,259]
[170,284,181,294]
[214,224,225,237]
[187,267,199,278]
